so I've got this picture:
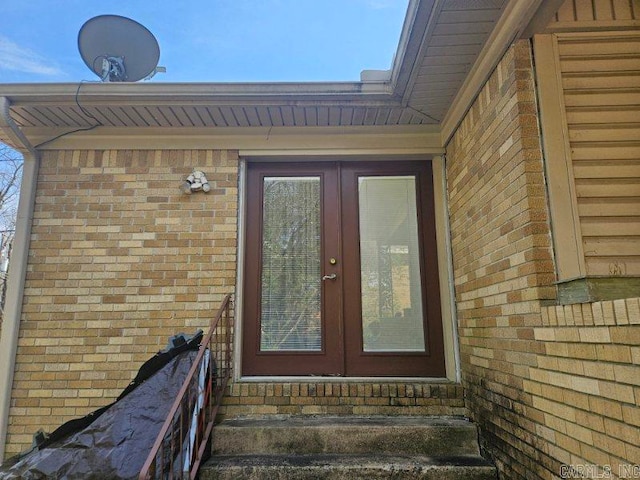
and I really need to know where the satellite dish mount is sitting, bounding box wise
[78,14,163,83]
[99,56,126,82]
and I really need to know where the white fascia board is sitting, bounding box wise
[0,81,395,106]
[25,125,444,152]
[389,0,436,99]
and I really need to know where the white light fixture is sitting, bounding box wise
[180,170,211,194]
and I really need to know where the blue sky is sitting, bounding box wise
[0,0,409,84]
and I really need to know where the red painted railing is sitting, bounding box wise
[139,294,233,480]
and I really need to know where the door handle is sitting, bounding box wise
[322,273,337,281]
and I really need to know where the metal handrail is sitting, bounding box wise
[139,293,233,480]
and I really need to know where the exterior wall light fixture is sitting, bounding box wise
[179,170,211,194]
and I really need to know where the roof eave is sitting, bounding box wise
[0,0,562,143]
[440,0,548,144]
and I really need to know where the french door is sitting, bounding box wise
[242,161,445,377]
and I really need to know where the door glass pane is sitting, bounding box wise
[260,177,322,351]
[358,176,426,352]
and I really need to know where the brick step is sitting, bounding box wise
[220,382,467,418]
[200,416,496,479]
[200,454,497,480]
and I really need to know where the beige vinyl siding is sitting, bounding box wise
[556,0,639,21]
[557,31,640,276]
[548,0,639,30]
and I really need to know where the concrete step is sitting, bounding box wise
[201,416,496,479]
[211,416,481,457]
[201,454,497,480]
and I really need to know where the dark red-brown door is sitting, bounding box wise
[242,161,445,377]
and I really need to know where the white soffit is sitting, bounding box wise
[0,0,536,148]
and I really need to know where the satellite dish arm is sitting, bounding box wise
[143,66,166,81]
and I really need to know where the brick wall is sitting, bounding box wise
[5,149,238,457]
[447,39,640,479]
[531,298,640,475]
[222,381,466,418]
[447,39,558,479]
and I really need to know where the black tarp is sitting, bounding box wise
[0,331,204,480]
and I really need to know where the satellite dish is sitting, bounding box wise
[78,14,161,82]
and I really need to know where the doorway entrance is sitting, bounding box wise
[242,161,445,377]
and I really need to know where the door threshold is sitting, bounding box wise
[237,376,453,383]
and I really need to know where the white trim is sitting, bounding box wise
[233,153,459,382]
[532,34,585,280]
[432,155,461,383]
[233,161,247,382]
[521,0,567,39]
[0,81,393,102]
[0,111,39,462]
[400,0,445,107]
[238,148,444,158]
[26,125,444,153]
[388,0,422,89]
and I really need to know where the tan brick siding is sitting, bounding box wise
[530,298,640,475]
[447,39,640,479]
[5,149,238,457]
[447,40,558,479]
